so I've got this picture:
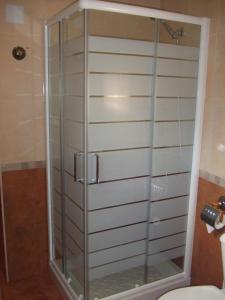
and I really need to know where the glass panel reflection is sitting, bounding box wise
[63,11,85,298]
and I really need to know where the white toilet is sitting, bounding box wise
[158,233,225,299]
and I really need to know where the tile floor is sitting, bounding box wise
[0,268,67,300]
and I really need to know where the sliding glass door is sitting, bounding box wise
[47,7,201,300]
[86,10,155,299]
[48,11,86,298]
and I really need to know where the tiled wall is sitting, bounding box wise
[191,177,225,287]
[0,0,74,165]
[1,165,48,282]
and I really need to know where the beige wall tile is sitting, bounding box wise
[0,120,35,164]
[99,0,161,9]
[0,97,33,134]
[160,0,187,13]
[0,0,70,164]
[207,34,225,99]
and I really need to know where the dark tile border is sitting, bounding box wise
[199,169,225,188]
[1,161,46,172]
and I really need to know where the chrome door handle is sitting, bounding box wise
[75,153,100,184]
[74,152,83,183]
[74,153,78,182]
[95,154,100,184]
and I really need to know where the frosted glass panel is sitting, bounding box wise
[147,19,200,282]
[47,8,201,300]
[87,11,155,299]
[63,10,85,298]
[48,22,63,272]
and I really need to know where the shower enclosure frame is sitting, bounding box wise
[44,1,210,299]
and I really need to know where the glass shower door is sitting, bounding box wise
[48,22,64,272]
[62,11,86,298]
[86,10,155,300]
[47,7,202,300]
[147,20,201,282]
[48,11,86,299]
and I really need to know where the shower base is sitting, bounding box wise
[68,261,182,300]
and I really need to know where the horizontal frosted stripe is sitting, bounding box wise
[89,36,155,56]
[54,209,62,231]
[158,43,199,60]
[50,117,60,144]
[89,53,154,74]
[55,241,62,256]
[152,146,193,176]
[65,218,84,250]
[49,96,60,118]
[52,167,61,193]
[54,228,62,255]
[88,202,148,233]
[89,74,152,96]
[50,141,60,170]
[148,233,186,255]
[89,97,152,123]
[89,122,152,151]
[157,58,198,77]
[52,190,61,213]
[156,77,197,98]
[49,76,60,96]
[88,223,146,252]
[64,53,84,74]
[149,216,187,240]
[64,172,84,209]
[88,177,149,210]
[49,60,60,74]
[66,236,84,284]
[54,225,61,238]
[89,254,145,280]
[64,37,84,56]
[65,196,84,232]
[65,73,84,96]
[64,121,84,151]
[148,246,185,266]
[48,56,60,67]
[95,148,151,182]
[54,227,62,245]
[89,240,145,268]
[155,98,196,121]
[149,196,188,221]
[50,142,60,169]
[151,173,190,201]
[49,45,59,59]
[64,146,75,175]
[66,234,83,259]
[64,96,84,123]
[153,121,195,147]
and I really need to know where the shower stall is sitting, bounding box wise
[45,1,209,299]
